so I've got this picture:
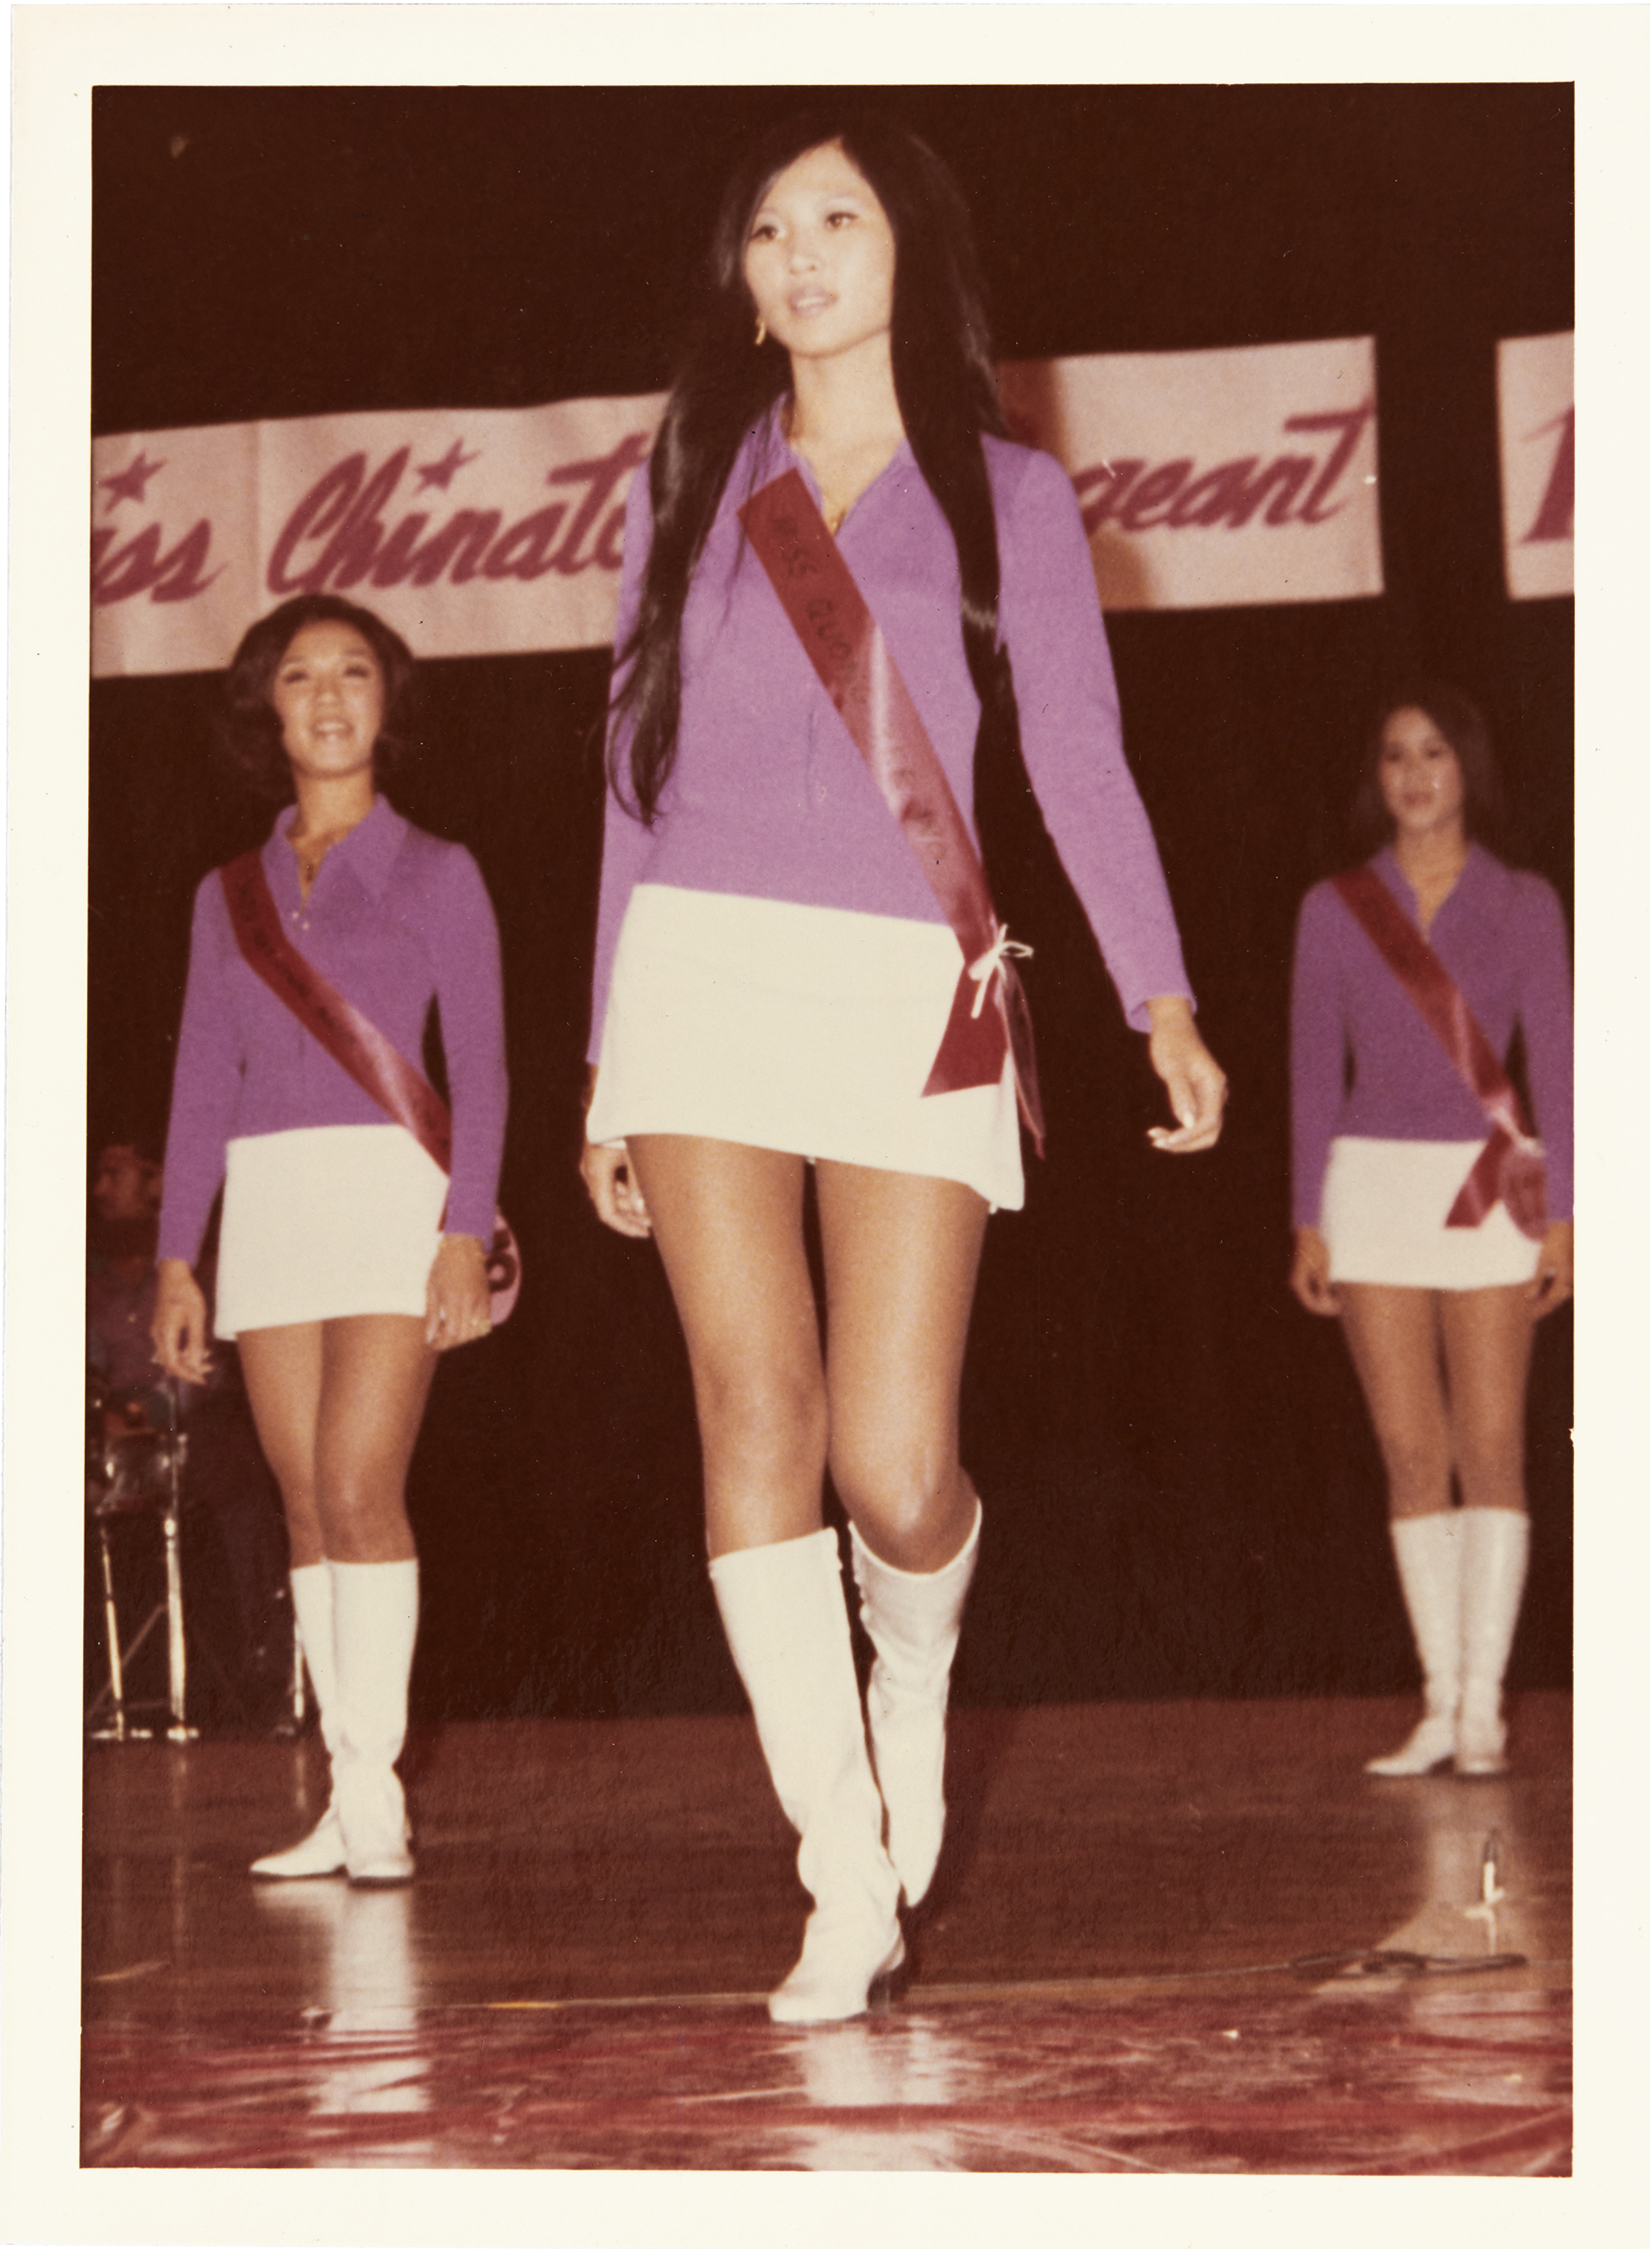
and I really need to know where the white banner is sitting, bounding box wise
[1001,336,1381,612]
[1496,331,1573,602]
[92,397,665,678]
[91,338,1382,679]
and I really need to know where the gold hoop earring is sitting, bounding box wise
[755,317,767,348]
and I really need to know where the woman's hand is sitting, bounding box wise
[1527,1219,1573,1317]
[1290,1226,1339,1316]
[425,1233,493,1350]
[151,1259,214,1384]
[1144,995,1228,1153]
[579,1065,652,1238]
[580,1140,653,1239]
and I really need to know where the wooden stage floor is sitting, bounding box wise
[82,1695,1571,2173]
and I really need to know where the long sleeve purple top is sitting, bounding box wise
[1290,844,1573,1228]
[158,798,508,1264]
[588,412,1192,1061]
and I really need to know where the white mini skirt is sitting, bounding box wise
[1321,1136,1542,1290]
[587,885,1024,1211]
[215,1124,448,1338]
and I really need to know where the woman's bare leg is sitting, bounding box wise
[625,1137,824,1557]
[1338,1285,1463,1771]
[1438,1285,1535,1514]
[312,1315,435,1561]
[237,1315,431,1878]
[240,1316,434,1562]
[815,1161,988,1572]
[238,1322,326,1566]
[1336,1284,1452,1521]
[628,1135,897,2019]
[238,1324,344,1870]
[813,1160,988,1901]
[304,1317,432,1878]
[1439,1286,1536,1771]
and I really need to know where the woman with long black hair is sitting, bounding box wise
[581,114,1225,2021]
[152,593,508,1882]
[1290,686,1572,1777]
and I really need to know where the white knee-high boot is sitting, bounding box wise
[1456,1508,1530,1776]
[709,1529,903,2024]
[330,1559,419,1884]
[1366,1511,1465,1776]
[849,1503,981,1906]
[252,1563,346,1878]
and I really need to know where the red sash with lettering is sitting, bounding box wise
[1333,865,1548,1241]
[739,469,1045,1154]
[220,851,521,1320]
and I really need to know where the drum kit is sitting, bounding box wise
[85,1376,200,1740]
[87,1369,312,1741]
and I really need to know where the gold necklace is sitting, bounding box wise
[782,408,850,535]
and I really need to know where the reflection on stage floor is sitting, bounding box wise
[83,1695,1571,2172]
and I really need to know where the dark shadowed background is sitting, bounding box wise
[89,84,1573,1718]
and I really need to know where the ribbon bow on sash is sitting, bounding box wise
[970,924,1034,1016]
[1332,865,1548,1243]
[739,469,1046,1154]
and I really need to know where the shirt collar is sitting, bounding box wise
[1374,839,1489,924]
[270,796,408,902]
[747,401,916,510]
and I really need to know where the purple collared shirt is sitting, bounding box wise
[589,413,1192,1061]
[158,798,507,1265]
[1290,844,1573,1228]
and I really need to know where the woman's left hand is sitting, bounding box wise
[425,1233,493,1350]
[1144,995,1228,1153]
[1527,1219,1573,1317]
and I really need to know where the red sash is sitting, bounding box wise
[1333,865,1548,1241]
[739,469,1045,1155]
[220,851,521,1319]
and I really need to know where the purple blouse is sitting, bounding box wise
[1290,844,1573,1227]
[158,799,508,1264]
[589,412,1192,1061]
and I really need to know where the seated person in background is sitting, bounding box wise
[87,1140,169,1433]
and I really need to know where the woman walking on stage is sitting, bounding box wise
[152,593,508,1882]
[1290,686,1572,1778]
[581,113,1225,2021]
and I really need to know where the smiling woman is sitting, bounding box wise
[273,622,385,797]
[149,591,509,1888]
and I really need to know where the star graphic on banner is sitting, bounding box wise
[415,440,480,492]
[99,451,166,512]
